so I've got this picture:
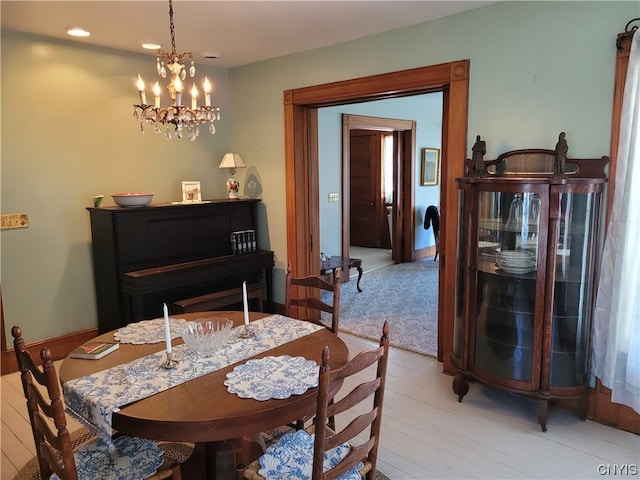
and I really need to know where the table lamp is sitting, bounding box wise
[218,153,246,199]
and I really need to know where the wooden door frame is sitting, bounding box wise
[284,60,469,369]
[342,114,416,262]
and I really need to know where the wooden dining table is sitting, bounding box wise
[58,311,349,479]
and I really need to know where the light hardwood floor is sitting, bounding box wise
[349,246,394,276]
[2,333,638,479]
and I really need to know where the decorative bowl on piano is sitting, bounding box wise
[110,192,154,207]
[180,318,233,357]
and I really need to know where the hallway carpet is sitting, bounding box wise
[334,258,439,357]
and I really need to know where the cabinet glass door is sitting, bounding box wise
[550,190,600,387]
[453,190,467,359]
[474,189,542,382]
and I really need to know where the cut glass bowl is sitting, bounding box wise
[180,318,233,357]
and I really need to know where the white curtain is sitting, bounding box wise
[592,29,640,413]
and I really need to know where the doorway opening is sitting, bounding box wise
[341,114,416,264]
[284,60,470,367]
[339,113,441,357]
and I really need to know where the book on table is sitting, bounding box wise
[70,341,119,360]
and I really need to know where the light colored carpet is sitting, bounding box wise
[333,258,439,358]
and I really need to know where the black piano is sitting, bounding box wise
[87,199,274,333]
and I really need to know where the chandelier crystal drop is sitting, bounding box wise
[133,0,220,141]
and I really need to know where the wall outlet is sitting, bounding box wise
[328,193,339,202]
[1,213,29,230]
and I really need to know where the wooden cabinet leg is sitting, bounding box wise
[579,393,589,421]
[452,373,469,402]
[537,398,549,432]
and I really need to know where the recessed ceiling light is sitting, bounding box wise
[141,41,162,50]
[202,52,220,59]
[66,26,91,37]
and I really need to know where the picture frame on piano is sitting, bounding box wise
[182,181,202,203]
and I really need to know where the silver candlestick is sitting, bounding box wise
[238,324,256,338]
[161,351,179,369]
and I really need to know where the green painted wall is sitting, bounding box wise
[2,1,636,344]
[1,30,231,342]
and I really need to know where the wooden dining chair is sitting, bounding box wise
[243,320,390,480]
[12,326,193,480]
[285,262,341,334]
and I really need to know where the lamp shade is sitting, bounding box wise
[218,153,246,169]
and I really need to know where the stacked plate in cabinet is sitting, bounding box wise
[496,250,536,274]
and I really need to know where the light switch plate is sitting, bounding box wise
[1,213,29,229]
[328,193,339,202]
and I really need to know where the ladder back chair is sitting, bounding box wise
[243,320,390,480]
[285,261,342,430]
[12,326,192,480]
[285,262,341,334]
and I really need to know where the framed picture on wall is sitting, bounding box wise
[182,181,201,202]
[421,148,440,186]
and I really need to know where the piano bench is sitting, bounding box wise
[173,283,264,314]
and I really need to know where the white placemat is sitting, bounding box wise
[113,317,190,344]
[224,355,319,401]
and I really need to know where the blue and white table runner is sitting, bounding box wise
[63,315,323,438]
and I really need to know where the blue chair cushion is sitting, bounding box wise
[258,429,363,480]
[51,435,164,480]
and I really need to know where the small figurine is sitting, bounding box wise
[554,132,568,175]
[471,135,486,175]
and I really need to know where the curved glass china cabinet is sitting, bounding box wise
[452,135,608,431]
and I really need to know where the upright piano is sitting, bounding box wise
[87,199,274,333]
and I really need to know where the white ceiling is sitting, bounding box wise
[1,1,495,68]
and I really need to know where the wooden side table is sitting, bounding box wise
[320,256,363,292]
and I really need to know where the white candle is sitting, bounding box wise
[203,77,211,107]
[163,303,172,354]
[190,83,198,109]
[153,81,161,108]
[174,77,183,106]
[242,281,249,326]
[137,74,147,105]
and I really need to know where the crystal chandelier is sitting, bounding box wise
[133,0,220,141]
